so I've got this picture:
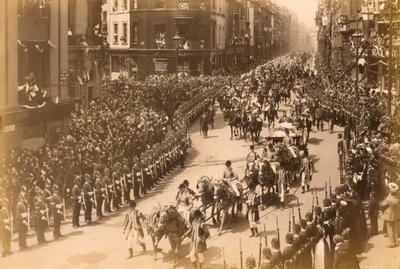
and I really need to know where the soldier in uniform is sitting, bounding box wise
[34,189,48,244]
[186,209,210,269]
[43,180,53,223]
[300,150,314,193]
[0,198,12,256]
[82,174,94,224]
[112,172,122,210]
[16,193,29,250]
[270,237,283,269]
[71,177,82,228]
[50,185,63,238]
[246,183,259,237]
[123,200,146,259]
[103,168,114,213]
[132,162,142,199]
[282,233,295,268]
[94,171,106,219]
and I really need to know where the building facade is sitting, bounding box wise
[104,0,291,77]
[0,0,72,151]
[315,0,400,94]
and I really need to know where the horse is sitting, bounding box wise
[147,204,188,262]
[275,144,301,188]
[227,110,243,140]
[213,179,243,235]
[248,115,263,143]
[196,176,217,225]
[243,161,260,188]
[258,160,277,205]
[265,103,277,129]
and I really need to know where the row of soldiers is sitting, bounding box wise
[0,184,64,256]
[240,186,368,269]
[70,134,190,228]
[0,89,220,257]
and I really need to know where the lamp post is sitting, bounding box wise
[351,31,363,99]
[172,32,182,81]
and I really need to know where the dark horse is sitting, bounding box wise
[196,176,217,225]
[248,116,263,143]
[227,110,243,140]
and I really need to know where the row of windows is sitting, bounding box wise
[112,22,129,45]
[110,0,209,11]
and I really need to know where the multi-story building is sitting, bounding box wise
[0,0,72,151]
[316,0,399,94]
[68,0,108,109]
[104,0,291,76]
[105,0,218,77]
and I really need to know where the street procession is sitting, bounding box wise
[0,0,400,269]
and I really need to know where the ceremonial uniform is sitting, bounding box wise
[82,180,94,223]
[95,177,106,218]
[50,190,63,238]
[188,214,210,268]
[246,189,260,237]
[0,200,12,256]
[300,155,314,193]
[123,207,146,256]
[34,194,47,244]
[71,183,81,228]
[16,198,28,250]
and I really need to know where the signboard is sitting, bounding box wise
[153,57,168,72]
[60,70,69,85]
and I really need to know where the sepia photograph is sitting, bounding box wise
[0,0,399,268]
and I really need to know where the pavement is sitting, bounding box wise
[1,102,399,269]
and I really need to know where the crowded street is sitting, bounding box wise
[1,1,400,269]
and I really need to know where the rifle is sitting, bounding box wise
[139,169,145,197]
[81,191,87,211]
[10,213,14,236]
[264,223,267,247]
[288,210,291,232]
[329,177,332,198]
[93,189,98,208]
[27,205,31,232]
[297,198,301,220]
[62,198,66,221]
[258,234,262,267]
[292,207,295,225]
[316,189,319,206]
[240,238,243,269]
[45,204,50,226]
[276,216,280,249]
[311,188,315,217]
[324,181,328,198]
[223,247,227,269]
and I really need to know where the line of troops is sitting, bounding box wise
[0,90,220,257]
[243,192,367,269]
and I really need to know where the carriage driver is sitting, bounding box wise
[223,160,241,197]
[176,183,194,223]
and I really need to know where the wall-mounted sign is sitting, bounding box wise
[60,70,69,85]
[153,57,168,72]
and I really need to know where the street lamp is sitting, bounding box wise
[351,31,363,98]
[172,31,182,80]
